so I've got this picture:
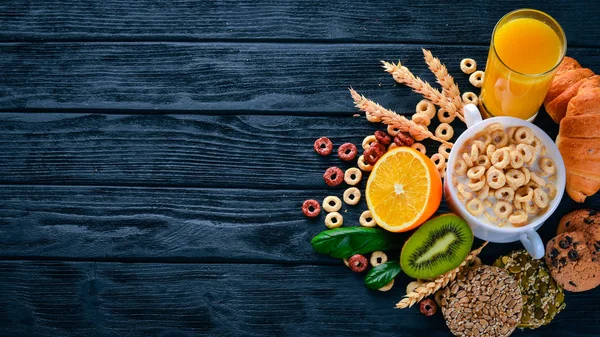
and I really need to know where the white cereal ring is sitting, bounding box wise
[468,176,486,192]
[509,150,524,169]
[467,166,486,180]
[490,129,508,147]
[461,152,474,168]
[344,167,363,186]
[359,210,376,228]
[515,186,534,203]
[370,251,388,266]
[323,196,342,212]
[357,155,373,172]
[325,212,343,228]
[475,154,491,169]
[460,58,477,74]
[505,169,526,189]
[466,198,485,216]
[494,201,513,219]
[530,171,546,188]
[343,187,361,205]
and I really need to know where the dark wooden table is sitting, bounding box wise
[1,1,599,336]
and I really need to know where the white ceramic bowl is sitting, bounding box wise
[444,104,566,259]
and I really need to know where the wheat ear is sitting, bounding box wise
[381,60,464,123]
[422,48,465,121]
[395,242,488,309]
[349,88,453,147]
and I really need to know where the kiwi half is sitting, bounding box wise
[400,213,473,279]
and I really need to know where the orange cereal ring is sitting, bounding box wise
[533,188,549,208]
[469,70,484,88]
[467,166,486,180]
[491,148,510,169]
[460,58,477,74]
[494,201,513,219]
[495,187,515,202]
[462,92,479,106]
[487,167,506,189]
[509,150,524,169]
[437,108,455,124]
[411,142,426,155]
[454,158,468,176]
[466,198,485,216]
[515,127,534,145]
[416,99,436,119]
[435,123,454,141]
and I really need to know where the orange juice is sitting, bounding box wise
[480,10,566,120]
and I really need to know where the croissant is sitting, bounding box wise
[547,59,600,202]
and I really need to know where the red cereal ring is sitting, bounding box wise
[323,166,344,186]
[371,141,387,154]
[337,143,358,161]
[374,130,392,145]
[363,146,383,165]
[302,199,321,218]
[394,133,415,147]
[349,254,369,273]
[314,137,333,156]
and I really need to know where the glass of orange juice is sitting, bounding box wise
[480,9,566,121]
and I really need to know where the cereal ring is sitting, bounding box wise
[514,199,523,210]
[387,143,398,151]
[359,210,376,228]
[529,171,546,188]
[491,148,510,169]
[416,99,436,119]
[467,166,485,180]
[486,123,504,133]
[457,183,473,200]
[365,110,382,123]
[323,166,344,186]
[466,198,485,216]
[409,125,428,142]
[509,150,524,169]
[520,167,531,185]
[469,70,484,88]
[462,91,479,106]
[363,145,384,165]
[531,137,543,154]
[533,188,549,208]
[323,196,342,212]
[370,142,386,154]
[505,169,526,189]
[438,144,451,159]
[486,144,497,158]
[338,142,358,161]
[485,211,498,223]
[484,199,493,208]
[314,137,333,156]
[547,183,557,199]
[362,135,378,150]
[487,167,506,189]
[435,123,454,141]
[394,132,415,147]
[387,125,400,137]
[470,144,479,163]
[411,142,426,155]
[374,130,392,145]
[468,176,485,192]
[325,212,343,228]
[475,155,491,169]
[494,201,513,219]
[343,187,361,205]
[472,140,486,152]
[452,175,458,186]
[370,251,388,267]
[522,200,538,214]
[515,186,533,203]
[439,163,447,178]
[302,199,321,218]
[378,279,394,292]
[430,153,446,170]
[515,127,534,145]
[516,144,534,163]
[412,112,431,127]
[460,58,477,74]
[344,167,362,186]
[508,210,528,226]
[539,157,556,176]
[495,187,515,202]
[437,108,455,124]
[490,129,508,147]
[454,158,468,176]
[461,152,474,167]
[507,127,517,142]
[357,155,373,172]
[477,184,489,200]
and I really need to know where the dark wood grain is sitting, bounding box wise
[0,1,597,47]
[1,43,599,112]
[0,260,599,337]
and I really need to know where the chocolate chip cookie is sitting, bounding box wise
[545,231,600,292]
[557,209,600,234]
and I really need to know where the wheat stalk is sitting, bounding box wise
[381,60,464,123]
[349,88,453,147]
[395,242,488,309]
[422,48,465,121]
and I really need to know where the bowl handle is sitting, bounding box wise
[520,230,545,259]
[464,104,483,128]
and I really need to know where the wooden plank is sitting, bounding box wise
[1,261,599,337]
[1,184,599,262]
[0,1,597,46]
[1,43,599,112]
